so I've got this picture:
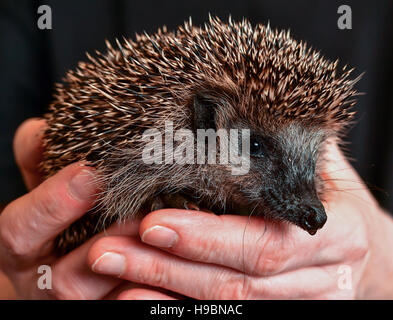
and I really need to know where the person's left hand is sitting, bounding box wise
[1,118,177,300]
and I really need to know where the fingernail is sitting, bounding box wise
[141,226,178,248]
[68,168,97,201]
[91,252,126,277]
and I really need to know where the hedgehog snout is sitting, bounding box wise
[264,186,327,234]
[299,203,327,235]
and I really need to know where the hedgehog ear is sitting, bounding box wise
[193,94,217,131]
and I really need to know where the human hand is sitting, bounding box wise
[0,118,170,299]
[88,141,393,299]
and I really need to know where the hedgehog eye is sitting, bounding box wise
[249,135,266,158]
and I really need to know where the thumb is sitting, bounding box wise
[13,118,47,190]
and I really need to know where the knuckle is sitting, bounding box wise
[212,274,250,300]
[47,285,68,300]
[253,256,276,276]
[0,212,33,259]
[252,246,286,276]
[351,237,369,261]
[342,218,370,261]
[49,271,86,300]
[31,184,72,226]
[138,258,169,288]
[248,227,289,277]
[32,187,58,218]
[87,237,112,267]
[187,235,225,263]
[352,229,369,260]
[88,236,106,255]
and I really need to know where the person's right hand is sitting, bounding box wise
[0,118,154,299]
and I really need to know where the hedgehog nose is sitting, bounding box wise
[301,205,327,235]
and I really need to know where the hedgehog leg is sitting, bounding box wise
[149,196,166,211]
[184,202,200,211]
[163,194,200,211]
[148,194,200,211]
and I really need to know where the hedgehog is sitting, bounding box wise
[41,16,360,254]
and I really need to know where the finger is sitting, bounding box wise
[13,118,47,190]
[102,281,180,300]
[117,288,177,300]
[88,235,343,299]
[44,219,140,300]
[89,235,358,299]
[88,235,245,299]
[137,209,347,277]
[0,163,98,266]
[103,282,148,300]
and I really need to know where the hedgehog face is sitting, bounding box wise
[182,16,357,236]
[193,93,327,234]
[241,123,328,234]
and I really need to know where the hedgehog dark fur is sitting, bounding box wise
[41,16,359,254]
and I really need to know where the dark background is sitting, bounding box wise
[0,0,392,213]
